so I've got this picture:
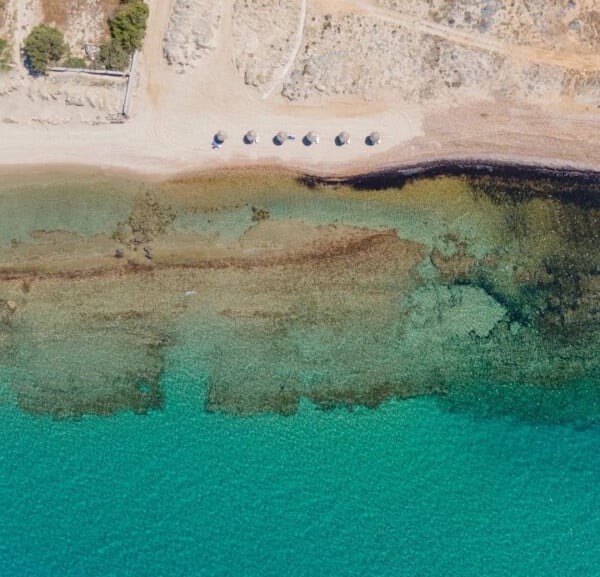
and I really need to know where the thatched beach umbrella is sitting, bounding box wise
[244,130,258,144]
[367,131,382,145]
[305,131,319,145]
[336,131,350,145]
[274,131,288,145]
[214,130,227,144]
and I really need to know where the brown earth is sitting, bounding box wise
[41,0,120,36]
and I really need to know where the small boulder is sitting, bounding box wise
[115,248,125,259]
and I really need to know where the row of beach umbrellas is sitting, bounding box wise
[212,130,382,147]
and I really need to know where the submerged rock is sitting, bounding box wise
[8,324,168,419]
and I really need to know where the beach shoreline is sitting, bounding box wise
[1,96,598,183]
[1,0,599,185]
[302,156,600,188]
[1,152,600,189]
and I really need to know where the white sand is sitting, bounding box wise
[0,0,599,178]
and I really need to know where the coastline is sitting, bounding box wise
[1,106,598,184]
[1,153,599,191]
[2,0,599,184]
[3,1,600,571]
[301,156,600,190]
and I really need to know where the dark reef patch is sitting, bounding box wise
[1,318,169,419]
[439,379,600,428]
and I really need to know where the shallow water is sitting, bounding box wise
[0,169,599,575]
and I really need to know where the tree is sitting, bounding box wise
[97,40,129,71]
[23,24,67,74]
[109,1,149,53]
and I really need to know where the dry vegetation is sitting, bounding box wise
[232,0,300,88]
[42,0,121,28]
[0,0,6,29]
[220,0,600,107]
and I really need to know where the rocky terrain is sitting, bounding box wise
[1,0,598,123]
[377,0,600,51]
[163,0,221,68]
[232,0,301,90]
[0,0,127,123]
[0,70,126,124]
[152,0,596,107]
[0,0,598,175]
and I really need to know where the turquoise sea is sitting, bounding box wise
[2,373,600,576]
[0,170,599,575]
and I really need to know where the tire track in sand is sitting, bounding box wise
[352,0,600,72]
[261,0,308,100]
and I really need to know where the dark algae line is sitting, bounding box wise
[301,160,600,207]
[0,165,599,424]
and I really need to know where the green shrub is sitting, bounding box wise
[0,37,9,72]
[23,24,67,74]
[63,56,87,69]
[97,40,129,71]
[109,1,149,53]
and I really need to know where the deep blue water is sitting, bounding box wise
[2,361,599,577]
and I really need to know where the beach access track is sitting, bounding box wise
[261,0,307,100]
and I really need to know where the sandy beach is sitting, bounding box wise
[0,0,599,178]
